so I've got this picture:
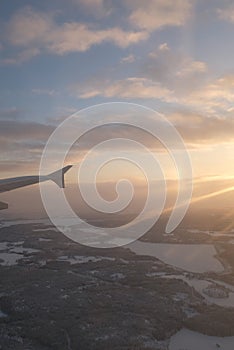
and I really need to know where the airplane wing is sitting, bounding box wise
[0,165,72,209]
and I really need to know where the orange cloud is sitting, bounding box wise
[4,7,148,61]
[126,0,192,31]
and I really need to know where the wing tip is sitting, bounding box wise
[0,201,8,210]
[49,165,73,188]
[62,165,73,174]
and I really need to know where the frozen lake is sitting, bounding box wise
[169,328,234,350]
[127,241,224,273]
[163,275,234,308]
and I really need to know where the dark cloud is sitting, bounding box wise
[0,119,54,141]
[0,108,24,120]
[0,120,55,174]
[0,160,40,175]
[1,112,234,175]
[170,111,234,144]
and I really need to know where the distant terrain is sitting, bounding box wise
[0,212,234,349]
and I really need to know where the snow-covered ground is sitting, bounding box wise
[34,227,58,233]
[0,241,40,266]
[0,218,51,229]
[169,328,234,350]
[57,255,115,265]
[188,229,234,239]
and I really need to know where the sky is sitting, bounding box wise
[0,0,234,184]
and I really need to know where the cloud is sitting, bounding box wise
[0,120,54,141]
[126,0,192,31]
[73,77,175,101]
[140,46,234,114]
[176,60,207,77]
[70,41,234,116]
[73,45,208,106]
[0,108,23,120]
[70,115,234,151]
[1,48,40,65]
[0,160,40,174]
[143,44,208,90]
[217,4,234,23]
[121,54,135,63]
[181,74,234,113]
[168,111,234,144]
[32,88,57,96]
[136,45,216,112]
[74,110,234,147]
[77,0,113,17]
[6,8,53,46]
[158,43,170,52]
[2,108,234,175]
[0,119,55,173]
[3,7,148,62]
[2,2,193,63]
[48,24,148,54]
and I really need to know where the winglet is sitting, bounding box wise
[0,201,8,210]
[49,165,72,188]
